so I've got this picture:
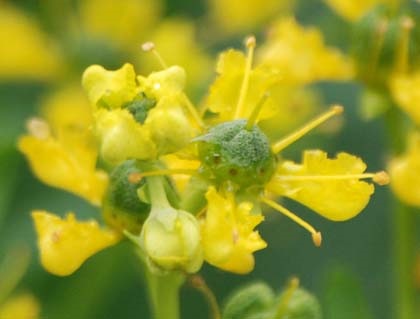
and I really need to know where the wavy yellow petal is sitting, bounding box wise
[257,17,354,84]
[389,133,420,206]
[18,135,108,206]
[267,150,374,221]
[0,4,61,80]
[390,72,420,125]
[32,211,120,276]
[201,187,266,274]
[204,49,279,122]
[0,294,40,319]
[82,63,138,109]
[137,66,186,100]
[95,109,157,164]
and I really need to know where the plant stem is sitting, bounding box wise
[385,106,415,319]
[145,267,185,319]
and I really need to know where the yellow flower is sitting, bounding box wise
[267,150,375,221]
[324,0,399,22]
[0,3,60,80]
[80,0,162,50]
[390,72,420,125]
[201,187,267,274]
[32,211,120,276]
[136,19,212,94]
[82,63,138,109]
[18,88,108,205]
[208,0,294,34]
[389,133,420,206]
[257,17,354,84]
[0,294,40,319]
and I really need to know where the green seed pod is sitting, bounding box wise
[123,93,156,124]
[196,120,277,189]
[275,287,322,319]
[102,160,151,234]
[222,282,275,319]
[352,5,420,88]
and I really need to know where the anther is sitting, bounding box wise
[26,117,50,140]
[141,41,168,69]
[128,172,142,184]
[373,171,390,185]
[245,35,256,48]
[312,232,322,247]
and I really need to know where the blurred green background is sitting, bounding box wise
[0,0,402,318]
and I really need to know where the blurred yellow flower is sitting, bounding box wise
[0,3,61,80]
[267,150,375,221]
[18,88,108,205]
[32,211,120,276]
[0,294,40,319]
[389,133,420,207]
[201,187,266,274]
[80,0,162,50]
[257,17,354,84]
[324,0,400,22]
[390,72,420,125]
[208,0,294,34]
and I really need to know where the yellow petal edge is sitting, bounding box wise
[32,211,120,276]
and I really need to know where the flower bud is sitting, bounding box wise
[139,207,203,273]
[137,66,186,99]
[146,96,193,155]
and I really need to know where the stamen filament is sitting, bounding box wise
[128,169,197,184]
[141,42,168,69]
[260,197,322,247]
[275,171,389,185]
[180,93,206,131]
[367,19,387,81]
[275,277,300,318]
[234,36,256,120]
[245,93,270,130]
[271,105,343,154]
[394,16,414,74]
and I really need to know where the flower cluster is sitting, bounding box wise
[19,24,389,277]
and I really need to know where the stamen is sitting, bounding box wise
[367,19,388,81]
[260,197,322,247]
[245,92,270,130]
[271,105,343,154]
[394,16,415,74]
[234,35,256,120]
[275,171,390,185]
[180,92,206,131]
[128,169,197,184]
[141,41,168,69]
[26,117,50,139]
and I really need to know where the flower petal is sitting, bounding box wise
[82,63,138,109]
[32,211,120,276]
[389,133,420,206]
[0,294,40,319]
[201,187,266,274]
[267,150,374,221]
[390,72,420,125]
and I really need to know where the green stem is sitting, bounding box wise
[145,267,185,319]
[385,106,415,319]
